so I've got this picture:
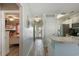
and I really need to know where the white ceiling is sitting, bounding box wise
[28,3,79,16]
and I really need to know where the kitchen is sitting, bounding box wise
[46,11,79,56]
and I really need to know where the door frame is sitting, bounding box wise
[16,3,23,56]
[1,3,23,56]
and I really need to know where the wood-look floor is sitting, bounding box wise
[7,44,48,56]
[7,45,19,56]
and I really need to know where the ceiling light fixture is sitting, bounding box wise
[9,18,14,21]
[34,16,41,22]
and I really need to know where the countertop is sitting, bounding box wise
[49,36,79,43]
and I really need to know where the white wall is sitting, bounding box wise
[0,7,6,56]
[20,4,33,56]
[43,15,60,48]
[0,5,2,55]
[2,11,7,56]
[42,15,60,55]
[0,10,6,56]
[44,16,59,38]
[0,21,2,56]
[5,31,9,55]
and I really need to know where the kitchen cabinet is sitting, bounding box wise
[50,36,79,56]
[54,42,79,56]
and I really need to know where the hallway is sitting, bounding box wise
[1,3,79,56]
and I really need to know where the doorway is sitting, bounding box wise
[5,12,20,56]
[0,3,22,56]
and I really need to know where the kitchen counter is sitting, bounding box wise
[50,36,79,43]
[48,36,79,56]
